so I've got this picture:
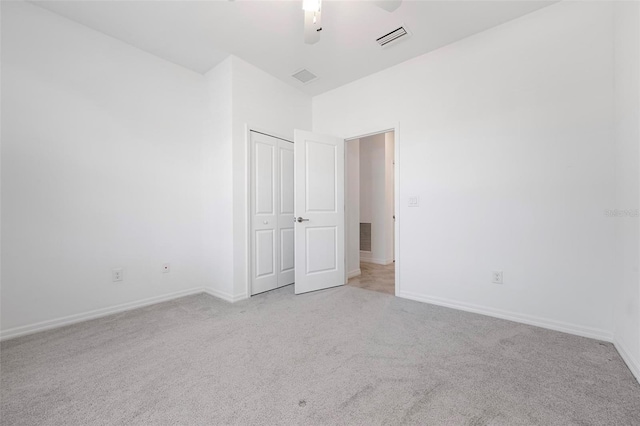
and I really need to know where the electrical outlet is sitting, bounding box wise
[112,268,123,282]
[163,263,170,273]
[492,270,503,284]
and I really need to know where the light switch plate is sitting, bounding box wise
[408,196,419,207]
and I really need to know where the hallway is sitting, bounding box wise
[347,262,395,295]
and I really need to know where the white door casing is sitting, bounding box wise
[250,132,294,295]
[294,130,345,294]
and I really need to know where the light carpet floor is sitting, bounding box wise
[1,285,639,425]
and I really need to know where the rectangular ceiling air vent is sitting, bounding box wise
[291,68,318,84]
[376,26,409,47]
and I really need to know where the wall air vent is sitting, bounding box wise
[291,68,318,84]
[376,26,410,47]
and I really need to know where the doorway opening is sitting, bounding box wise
[345,130,396,295]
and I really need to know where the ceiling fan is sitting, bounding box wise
[303,0,403,44]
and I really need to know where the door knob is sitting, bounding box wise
[296,217,310,223]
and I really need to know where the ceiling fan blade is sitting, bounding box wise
[373,0,402,13]
[304,10,322,45]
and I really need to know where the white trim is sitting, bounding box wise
[347,269,362,279]
[248,125,293,144]
[394,124,400,297]
[360,257,394,266]
[398,290,613,342]
[203,288,248,303]
[614,338,640,384]
[245,124,252,299]
[345,127,396,141]
[0,287,251,342]
[0,288,204,341]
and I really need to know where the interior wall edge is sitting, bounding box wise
[398,290,614,343]
[348,269,362,279]
[202,288,248,304]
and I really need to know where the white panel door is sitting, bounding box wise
[251,133,278,295]
[251,132,295,295]
[294,130,345,294]
[278,140,295,287]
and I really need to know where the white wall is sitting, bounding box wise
[230,56,312,298]
[0,3,312,335]
[359,132,394,265]
[202,58,234,300]
[613,0,640,380]
[346,139,361,277]
[1,2,207,337]
[314,1,617,340]
[358,135,379,224]
[185,54,313,302]
[2,0,635,362]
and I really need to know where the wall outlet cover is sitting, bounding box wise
[492,270,503,284]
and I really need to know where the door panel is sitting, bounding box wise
[294,130,345,295]
[280,148,294,214]
[251,132,294,295]
[306,227,337,274]
[281,228,295,273]
[255,142,275,215]
[305,141,336,212]
[251,133,279,295]
[277,141,295,287]
[255,230,275,277]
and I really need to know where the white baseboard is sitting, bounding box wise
[348,269,362,278]
[0,287,252,342]
[360,257,394,266]
[203,288,248,303]
[614,338,640,384]
[398,290,613,342]
[0,287,205,342]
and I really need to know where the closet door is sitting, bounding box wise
[278,140,295,287]
[250,132,295,295]
[251,132,279,295]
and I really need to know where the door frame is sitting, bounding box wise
[245,125,294,298]
[344,123,400,296]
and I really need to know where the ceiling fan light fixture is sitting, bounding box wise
[303,0,322,44]
[302,0,321,13]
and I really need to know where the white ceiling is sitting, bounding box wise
[31,0,556,96]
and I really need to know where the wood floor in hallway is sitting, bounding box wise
[347,262,395,295]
